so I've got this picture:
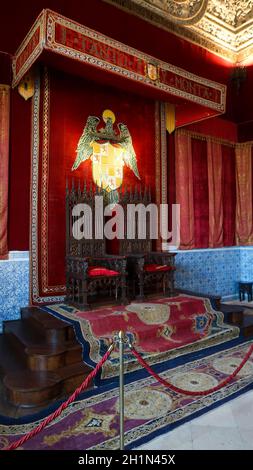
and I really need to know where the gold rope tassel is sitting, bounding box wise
[165,102,176,134]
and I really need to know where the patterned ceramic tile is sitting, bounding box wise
[174,247,253,301]
[0,252,29,332]
[8,251,29,260]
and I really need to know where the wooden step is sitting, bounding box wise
[4,371,61,407]
[4,362,91,407]
[21,307,75,343]
[1,308,94,412]
[4,320,83,370]
[58,362,92,395]
[0,335,26,377]
[241,313,253,338]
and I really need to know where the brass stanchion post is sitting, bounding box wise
[118,330,125,450]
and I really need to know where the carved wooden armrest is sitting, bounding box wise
[66,256,89,276]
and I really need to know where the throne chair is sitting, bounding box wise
[65,181,127,310]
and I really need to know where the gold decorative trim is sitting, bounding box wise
[176,128,235,147]
[160,102,167,206]
[160,102,168,246]
[0,85,10,257]
[40,67,50,293]
[155,101,161,250]
[12,10,46,87]
[40,68,65,294]
[30,69,65,304]
[176,128,253,149]
[0,84,10,92]
[30,73,41,303]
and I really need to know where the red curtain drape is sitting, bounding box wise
[8,89,31,251]
[175,130,195,249]
[192,138,209,248]
[207,140,223,248]
[235,144,253,245]
[222,145,236,247]
[173,132,238,249]
[0,85,10,258]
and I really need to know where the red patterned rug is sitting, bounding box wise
[42,295,239,381]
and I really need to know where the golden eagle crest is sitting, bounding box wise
[72,110,140,200]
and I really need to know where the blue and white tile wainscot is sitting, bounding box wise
[173,246,253,301]
[0,251,29,332]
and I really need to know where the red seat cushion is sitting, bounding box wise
[144,264,175,272]
[87,266,120,277]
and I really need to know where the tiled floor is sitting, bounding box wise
[136,390,253,450]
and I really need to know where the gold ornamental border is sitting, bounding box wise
[12,9,226,114]
[176,128,253,149]
[30,70,65,304]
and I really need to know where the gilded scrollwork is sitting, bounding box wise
[131,0,209,24]
[104,0,253,62]
[209,0,253,28]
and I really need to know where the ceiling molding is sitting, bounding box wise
[104,0,253,63]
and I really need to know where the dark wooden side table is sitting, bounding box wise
[219,304,244,325]
[239,281,253,302]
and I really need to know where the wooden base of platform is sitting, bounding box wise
[220,304,253,337]
[0,307,92,415]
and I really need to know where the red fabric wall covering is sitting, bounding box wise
[192,138,209,248]
[186,117,238,143]
[8,90,31,250]
[238,121,253,143]
[221,145,236,247]
[0,52,11,84]
[235,67,253,124]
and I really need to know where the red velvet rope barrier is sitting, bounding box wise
[4,345,114,451]
[130,343,253,397]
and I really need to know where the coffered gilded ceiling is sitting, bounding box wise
[104,0,253,63]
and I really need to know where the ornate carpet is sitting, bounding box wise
[42,295,239,382]
[1,340,253,450]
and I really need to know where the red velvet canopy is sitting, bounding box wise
[12,9,226,125]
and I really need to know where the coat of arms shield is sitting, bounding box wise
[91,141,124,191]
[72,109,140,200]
